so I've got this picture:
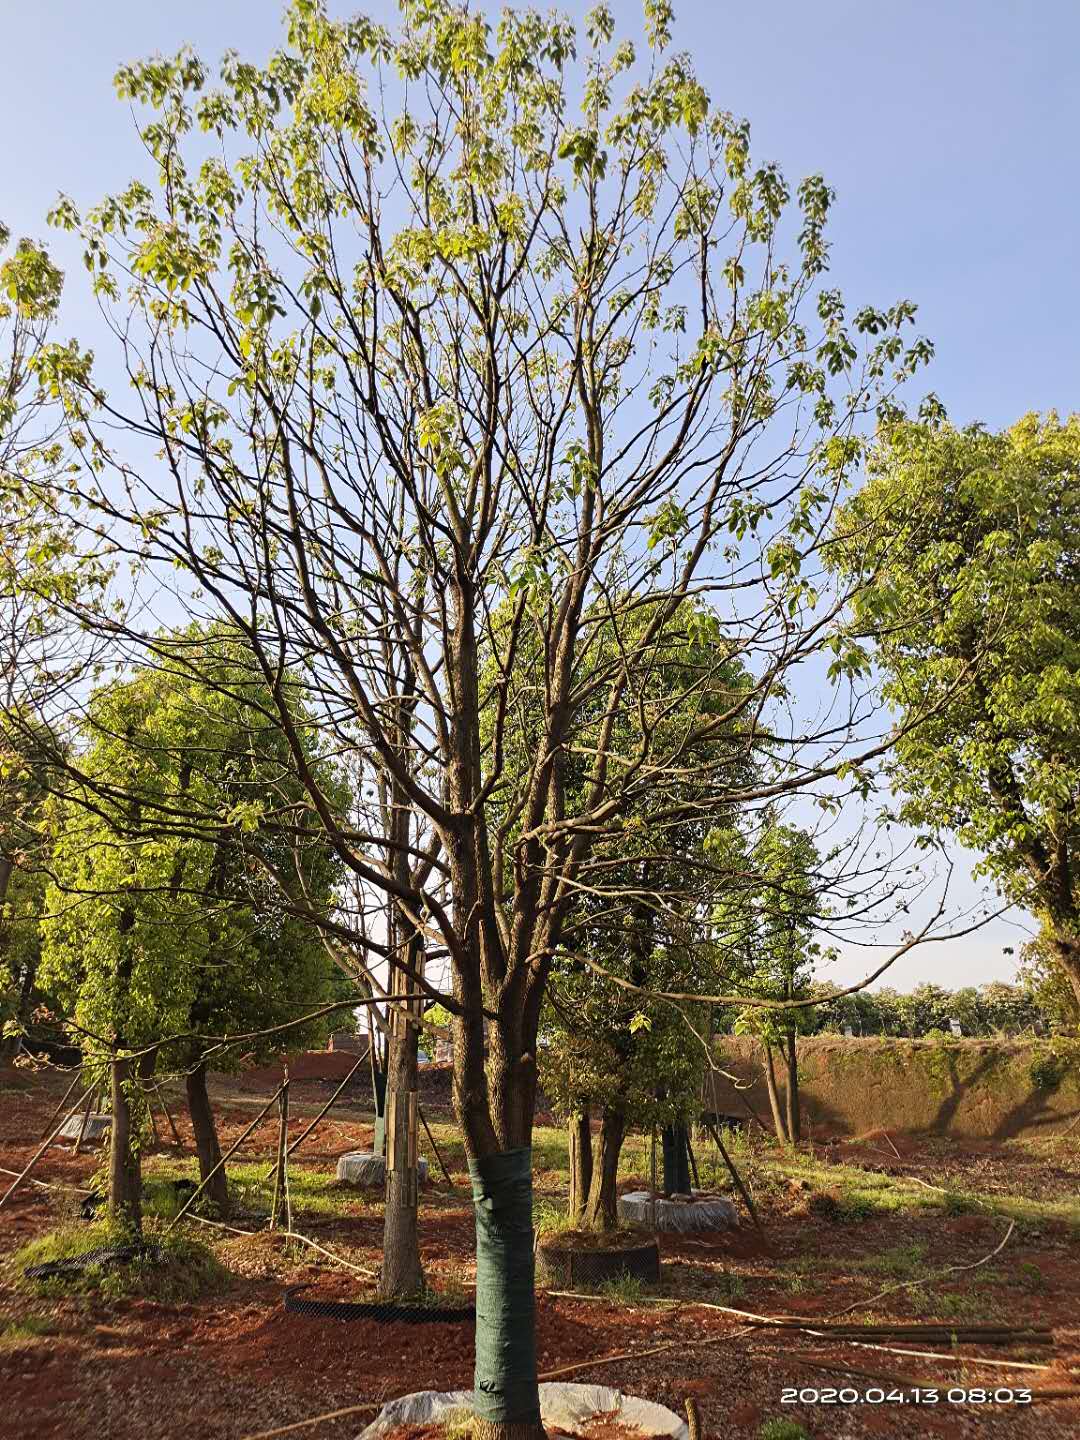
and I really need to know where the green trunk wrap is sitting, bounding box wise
[468,1146,540,1427]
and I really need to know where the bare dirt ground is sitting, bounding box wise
[2,1060,1080,1440]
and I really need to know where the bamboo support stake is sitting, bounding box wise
[649,1127,658,1233]
[72,1084,97,1153]
[261,1050,367,1181]
[38,1073,81,1141]
[239,1402,382,1440]
[0,1085,95,1211]
[418,1102,455,1187]
[164,1082,285,1235]
[704,1116,763,1233]
[270,1074,289,1233]
[153,1081,184,1148]
[283,1117,293,1236]
[277,1229,378,1279]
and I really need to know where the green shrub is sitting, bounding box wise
[13,1221,229,1303]
[1029,1052,1066,1091]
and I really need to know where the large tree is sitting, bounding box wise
[36,1,936,1430]
[832,413,1080,1010]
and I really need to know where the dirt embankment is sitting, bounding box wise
[707,1035,1080,1140]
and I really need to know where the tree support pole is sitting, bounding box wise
[419,1102,455,1188]
[153,1081,184,1148]
[703,1116,764,1233]
[270,1072,290,1233]
[73,1085,97,1154]
[261,1049,367,1181]
[0,1085,95,1211]
[38,1072,81,1141]
[164,1082,285,1235]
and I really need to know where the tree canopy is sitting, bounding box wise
[832,412,1080,1006]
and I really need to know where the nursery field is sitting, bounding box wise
[2,1060,1080,1440]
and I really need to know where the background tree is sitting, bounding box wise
[714,819,822,1143]
[832,412,1080,1007]
[38,1,937,1430]
[522,597,756,1225]
[40,640,347,1222]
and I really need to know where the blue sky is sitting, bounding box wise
[3,1,1075,990]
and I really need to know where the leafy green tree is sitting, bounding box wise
[833,413,1080,1008]
[714,820,823,1143]
[40,639,347,1222]
[532,599,756,1226]
[1,221,112,1057]
[37,1,934,1427]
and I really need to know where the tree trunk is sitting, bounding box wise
[108,1055,141,1229]
[0,856,20,1060]
[661,1121,691,1196]
[1050,931,1080,1018]
[567,1106,592,1226]
[584,1106,626,1231]
[453,991,545,1438]
[762,1042,789,1145]
[784,1034,801,1143]
[380,1008,424,1296]
[186,1060,230,1217]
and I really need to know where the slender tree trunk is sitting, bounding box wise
[108,1054,141,1229]
[584,1106,626,1231]
[762,1042,789,1145]
[0,857,19,1061]
[784,1034,801,1143]
[186,1060,230,1217]
[567,1106,592,1226]
[661,1121,692,1196]
[380,1000,425,1296]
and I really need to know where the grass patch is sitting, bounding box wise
[12,1220,230,1303]
[771,1152,1080,1231]
[441,1408,482,1440]
[595,1272,649,1305]
[533,1197,577,1237]
[759,1421,810,1440]
[856,1240,928,1279]
[715,1271,747,1302]
[0,1315,52,1347]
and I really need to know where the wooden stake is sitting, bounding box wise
[270,1073,289,1233]
[153,1081,184,1148]
[72,1085,97,1154]
[38,1072,81,1141]
[164,1082,284,1235]
[261,1049,367,1181]
[0,1085,95,1211]
[418,1102,455,1187]
[704,1116,764,1233]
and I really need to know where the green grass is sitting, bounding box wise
[143,1154,349,1220]
[595,1272,649,1305]
[771,1151,1080,1231]
[714,1271,747,1302]
[0,1316,52,1348]
[533,1197,577,1237]
[12,1220,230,1303]
[855,1240,928,1279]
[759,1421,810,1440]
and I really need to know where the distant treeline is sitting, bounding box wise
[717,980,1054,1040]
